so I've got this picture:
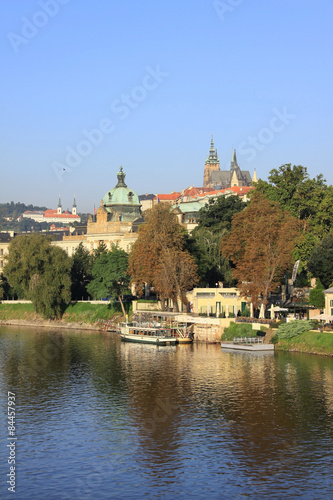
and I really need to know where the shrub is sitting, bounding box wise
[276,320,316,340]
[222,321,257,340]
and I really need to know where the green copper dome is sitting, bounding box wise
[102,167,141,222]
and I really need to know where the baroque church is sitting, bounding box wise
[203,136,257,189]
[53,167,143,256]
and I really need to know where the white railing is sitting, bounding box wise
[233,337,263,344]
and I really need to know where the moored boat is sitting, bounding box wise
[120,322,177,346]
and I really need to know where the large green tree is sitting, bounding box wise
[87,246,130,316]
[4,234,72,318]
[254,164,333,281]
[71,243,92,300]
[196,195,246,231]
[307,234,333,289]
[189,195,246,286]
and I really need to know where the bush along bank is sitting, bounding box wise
[0,302,130,330]
[271,320,333,356]
[221,321,266,341]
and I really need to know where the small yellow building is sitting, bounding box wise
[187,287,248,317]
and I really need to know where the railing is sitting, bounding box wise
[233,337,263,344]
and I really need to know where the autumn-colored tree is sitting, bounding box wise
[128,204,199,311]
[220,193,302,309]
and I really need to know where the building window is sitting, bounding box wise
[0,260,3,268]
[330,300,333,307]
[0,249,3,256]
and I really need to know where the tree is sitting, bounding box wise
[4,234,72,318]
[308,279,325,309]
[220,193,302,309]
[87,246,130,316]
[255,165,328,229]
[71,243,92,300]
[196,195,246,231]
[253,164,333,281]
[307,234,333,289]
[188,227,234,286]
[128,204,199,310]
[29,246,72,319]
[189,195,245,286]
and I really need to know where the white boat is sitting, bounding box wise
[120,322,177,346]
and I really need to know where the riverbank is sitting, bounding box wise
[222,322,333,356]
[0,302,122,331]
[274,330,333,356]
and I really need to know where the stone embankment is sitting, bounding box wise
[0,318,105,331]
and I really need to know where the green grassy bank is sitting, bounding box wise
[275,330,333,356]
[0,303,36,321]
[62,302,126,324]
[0,302,129,326]
[222,321,333,356]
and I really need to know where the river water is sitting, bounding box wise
[0,326,332,499]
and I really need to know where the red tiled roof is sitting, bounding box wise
[43,209,79,219]
[154,192,181,201]
[182,186,215,196]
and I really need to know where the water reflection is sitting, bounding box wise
[0,326,332,499]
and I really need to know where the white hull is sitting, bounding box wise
[120,323,177,346]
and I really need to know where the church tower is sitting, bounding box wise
[203,135,220,187]
[72,195,77,215]
[57,195,62,215]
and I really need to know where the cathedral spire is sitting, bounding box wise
[203,135,220,187]
[230,149,239,170]
[206,135,219,164]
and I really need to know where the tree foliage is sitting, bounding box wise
[87,246,130,316]
[4,234,71,318]
[128,204,199,310]
[189,227,234,286]
[220,193,302,309]
[308,279,325,309]
[71,243,92,300]
[307,234,333,289]
[196,195,246,231]
[189,195,245,286]
[253,164,333,279]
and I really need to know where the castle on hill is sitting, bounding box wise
[203,136,257,189]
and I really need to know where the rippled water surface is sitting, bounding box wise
[0,326,333,499]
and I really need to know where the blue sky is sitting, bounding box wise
[1,0,332,212]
